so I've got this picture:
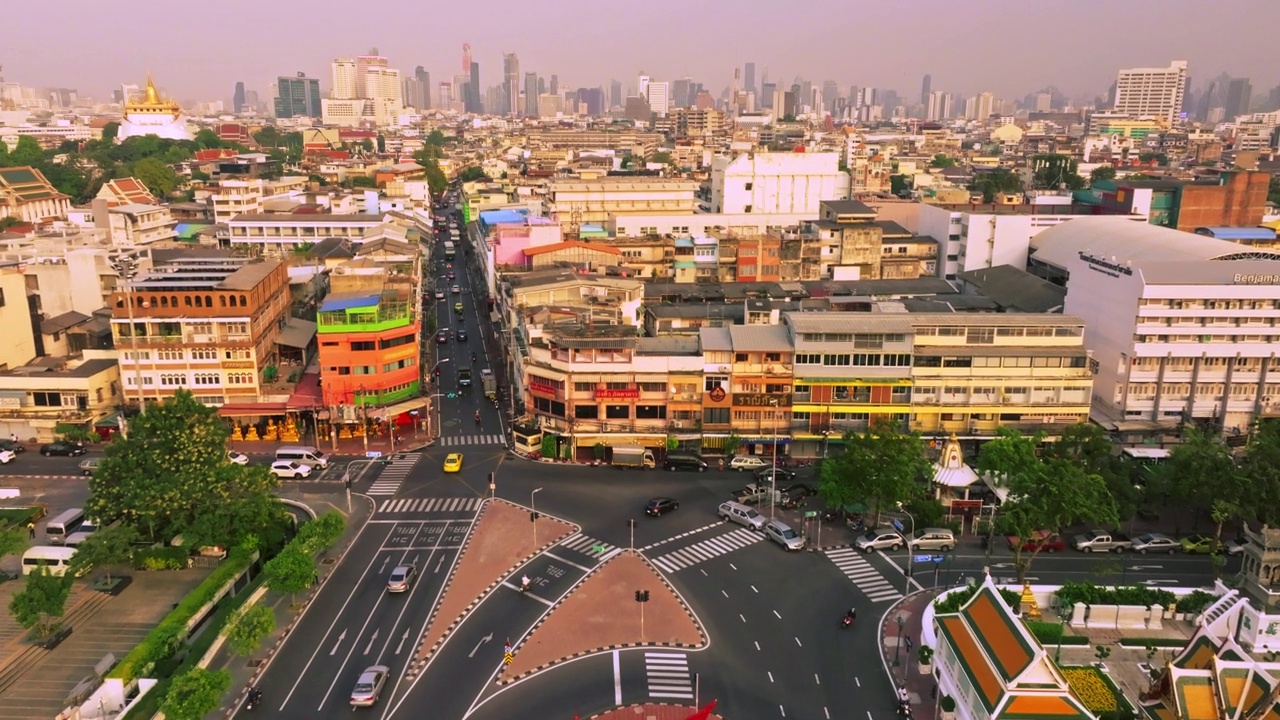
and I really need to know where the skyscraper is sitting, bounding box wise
[1113,60,1189,123]
[822,80,839,111]
[920,74,931,105]
[550,74,558,96]
[744,62,756,95]
[275,73,321,118]
[331,58,357,100]
[467,61,481,113]
[524,73,539,116]
[647,81,670,116]
[503,53,520,116]
[355,52,389,99]
[761,82,776,110]
[609,79,622,109]
[1224,77,1252,119]
[637,73,651,100]
[672,77,691,109]
[577,87,604,116]
[233,81,246,113]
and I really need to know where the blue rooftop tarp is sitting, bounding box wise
[479,210,528,225]
[1195,227,1276,241]
[320,294,380,312]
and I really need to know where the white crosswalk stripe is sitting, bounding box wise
[557,532,616,559]
[377,497,483,513]
[645,652,693,700]
[825,547,903,603]
[649,527,764,573]
[438,434,505,447]
[366,453,422,496]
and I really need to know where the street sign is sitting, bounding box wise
[803,511,817,519]
[365,451,383,458]
[931,555,947,563]
[913,555,932,563]
[891,519,905,533]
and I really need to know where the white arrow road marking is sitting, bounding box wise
[328,630,346,656]
[395,629,409,655]
[363,629,379,655]
[469,632,494,658]
[1141,579,1180,585]
[1128,565,1165,570]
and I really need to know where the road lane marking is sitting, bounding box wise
[469,632,494,658]
[767,671,774,683]
[637,521,723,551]
[814,673,820,684]
[543,551,592,573]
[721,590,729,598]
[329,630,346,656]
[773,610,782,619]
[363,629,379,655]
[795,637,802,647]
[613,650,622,705]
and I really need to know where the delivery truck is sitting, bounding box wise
[611,446,656,470]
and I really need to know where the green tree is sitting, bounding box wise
[1240,420,1280,526]
[1090,166,1117,184]
[1032,154,1086,190]
[1269,176,1280,207]
[0,526,25,560]
[69,524,139,583]
[1138,152,1168,166]
[194,128,222,150]
[39,162,88,200]
[1162,427,1243,543]
[458,166,488,182]
[890,174,910,195]
[8,565,71,638]
[160,667,231,720]
[1043,423,1140,521]
[86,390,280,547]
[0,217,20,231]
[349,175,377,188]
[929,154,956,168]
[971,168,1024,202]
[650,151,673,165]
[225,604,276,656]
[8,136,45,167]
[101,122,119,142]
[978,428,1118,583]
[130,157,179,197]
[296,511,346,554]
[262,544,316,603]
[818,418,930,525]
[426,129,447,146]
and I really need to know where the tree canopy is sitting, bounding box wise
[86,390,282,548]
[458,166,489,182]
[160,668,231,720]
[1090,166,1117,184]
[1031,154,1086,190]
[929,154,956,168]
[818,418,932,524]
[971,168,1024,202]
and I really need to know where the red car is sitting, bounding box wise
[1006,530,1065,553]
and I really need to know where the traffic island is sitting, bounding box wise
[408,498,575,674]
[499,551,706,683]
[589,704,725,720]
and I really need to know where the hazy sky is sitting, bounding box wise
[7,0,1278,105]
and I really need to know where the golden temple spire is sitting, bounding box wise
[144,73,160,105]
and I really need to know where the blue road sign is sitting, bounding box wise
[931,555,947,563]
[913,555,932,563]
[891,519,905,533]
[366,451,383,459]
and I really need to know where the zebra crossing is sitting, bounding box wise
[558,532,617,559]
[645,652,694,700]
[377,497,482,513]
[438,434,505,447]
[367,453,421,496]
[649,527,764,573]
[825,547,903,603]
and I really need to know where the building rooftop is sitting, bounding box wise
[1032,216,1280,270]
[821,199,877,216]
[699,326,733,352]
[955,265,1067,313]
[727,324,793,352]
[0,357,117,379]
[635,336,701,355]
[40,311,91,335]
[228,213,390,224]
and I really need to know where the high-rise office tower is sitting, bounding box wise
[438,82,453,108]
[355,52,389,99]
[1224,77,1252,119]
[331,58,357,100]
[647,81,670,116]
[609,79,622,109]
[577,87,604,116]
[761,82,776,109]
[638,73,651,100]
[523,73,538,116]
[503,53,520,116]
[822,80,839,111]
[275,73,321,118]
[415,66,431,110]
[920,74,931,105]
[672,77,691,109]
[744,62,756,95]
[233,82,246,113]
[462,44,472,75]
[244,90,259,112]
[550,74,558,96]
[468,61,481,113]
[1113,60,1188,123]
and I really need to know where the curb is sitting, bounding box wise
[495,549,709,685]
[876,588,940,709]
[587,703,710,720]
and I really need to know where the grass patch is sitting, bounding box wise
[0,506,43,527]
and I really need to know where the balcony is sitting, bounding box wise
[317,302,413,333]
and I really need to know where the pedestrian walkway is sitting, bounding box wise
[880,589,942,720]
[825,547,903,603]
[377,497,482,513]
[649,527,764,573]
[557,532,617,559]
[438,433,505,447]
[367,452,421,496]
[645,651,695,700]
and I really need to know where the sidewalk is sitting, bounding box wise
[879,588,942,720]
[228,430,434,458]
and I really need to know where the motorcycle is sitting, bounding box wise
[840,613,855,629]
[244,687,263,711]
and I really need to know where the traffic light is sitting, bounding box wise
[530,511,538,522]
[635,590,643,602]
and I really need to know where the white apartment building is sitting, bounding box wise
[1032,217,1280,435]
[647,81,671,117]
[210,180,263,223]
[709,152,848,216]
[1113,60,1188,124]
[321,98,371,127]
[331,58,358,100]
[226,213,398,254]
[104,204,177,245]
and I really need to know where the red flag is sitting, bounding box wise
[683,699,718,720]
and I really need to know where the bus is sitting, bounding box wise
[443,241,456,261]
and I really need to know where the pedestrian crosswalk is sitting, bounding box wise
[558,532,617,559]
[377,497,482,513]
[438,434,505,447]
[645,652,694,700]
[367,453,421,496]
[649,527,764,573]
[825,547,903,603]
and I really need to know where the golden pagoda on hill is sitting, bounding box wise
[117,75,192,141]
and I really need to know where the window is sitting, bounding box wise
[335,367,351,376]
[190,323,212,335]
[796,354,822,365]
[192,349,216,360]
[157,350,183,361]
[32,391,62,407]
[575,404,599,419]
[351,341,376,351]
[605,405,630,419]
[635,405,666,419]
[942,357,973,368]
[744,182,753,191]
[851,353,881,366]
[574,382,594,392]
[160,374,185,386]
[966,328,994,344]
[380,334,414,350]
[192,373,220,386]
[705,376,728,392]
[382,358,414,373]
[223,349,250,360]
[883,354,911,367]
[704,407,730,424]
[638,382,665,393]
[354,365,376,375]
[823,354,851,366]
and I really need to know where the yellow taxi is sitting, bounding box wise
[443,453,464,473]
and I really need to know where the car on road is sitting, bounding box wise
[0,439,25,453]
[451,284,461,294]
[447,271,456,280]
[728,456,768,472]
[754,466,796,483]
[855,529,905,553]
[387,565,417,593]
[436,330,450,344]
[270,460,312,479]
[663,454,708,472]
[1006,530,1065,553]
[434,290,445,300]
[645,497,679,516]
[78,458,101,475]
[1130,532,1180,554]
[454,302,464,314]
[456,328,468,342]
[40,441,86,457]
[718,500,766,530]
[783,482,818,497]
[226,450,249,465]
[1225,537,1251,556]
[764,519,806,551]
[443,453,463,473]
[350,665,389,707]
[0,450,14,464]
[1180,534,1220,554]
[908,528,956,552]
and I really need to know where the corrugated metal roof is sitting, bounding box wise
[699,326,732,352]
[728,325,792,352]
[1033,216,1280,269]
[784,312,914,334]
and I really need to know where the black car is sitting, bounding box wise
[0,439,25,453]
[755,466,797,483]
[783,482,818,497]
[40,441,86,457]
[456,329,468,342]
[664,454,708,472]
[645,497,679,516]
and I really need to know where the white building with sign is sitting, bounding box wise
[1032,217,1280,436]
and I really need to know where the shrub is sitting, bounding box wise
[1027,620,1063,645]
[295,511,345,554]
[1061,666,1119,713]
[934,585,1022,614]
[1176,590,1216,616]
[132,546,188,571]
[940,695,956,712]
[1055,582,1176,613]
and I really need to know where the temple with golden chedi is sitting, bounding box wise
[117,75,192,141]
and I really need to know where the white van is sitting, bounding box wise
[22,546,77,576]
[275,446,329,469]
[45,508,85,544]
[63,531,94,548]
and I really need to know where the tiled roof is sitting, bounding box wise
[995,693,1091,720]
[0,166,69,203]
[937,614,1003,710]
[524,241,621,257]
[966,587,1036,682]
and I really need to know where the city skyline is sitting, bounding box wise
[5,0,1278,106]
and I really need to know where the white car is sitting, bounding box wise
[855,530,905,553]
[435,290,445,300]
[270,460,312,479]
[226,450,249,465]
[728,456,768,472]
[451,285,462,294]
[0,450,14,464]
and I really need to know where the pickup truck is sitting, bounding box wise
[1071,529,1130,553]
[733,483,780,506]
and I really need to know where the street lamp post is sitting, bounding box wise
[893,614,905,667]
[531,487,542,547]
[897,501,916,595]
[357,385,368,451]
[769,397,779,521]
